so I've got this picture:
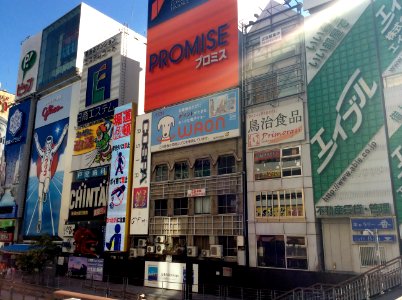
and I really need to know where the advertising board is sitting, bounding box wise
[37,6,80,91]
[246,101,304,149]
[71,118,114,171]
[130,114,152,235]
[23,86,71,236]
[80,34,122,110]
[145,0,239,111]
[104,104,134,252]
[306,0,394,213]
[69,176,109,221]
[1,100,32,219]
[16,32,42,100]
[373,0,402,235]
[144,261,198,292]
[151,89,239,152]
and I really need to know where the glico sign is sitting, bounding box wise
[145,0,239,112]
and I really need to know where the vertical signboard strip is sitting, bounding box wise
[105,103,134,252]
[130,113,152,235]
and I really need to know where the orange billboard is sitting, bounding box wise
[145,0,239,112]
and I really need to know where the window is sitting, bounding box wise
[286,236,308,270]
[174,161,189,180]
[155,164,168,182]
[154,199,168,216]
[218,194,236,214]
[218,155,236,175]
[254,146,301,180]
[360,246,386,267]
[281,147,302,177]
[174,198,188,215]
[194,236,209,251]
[255,189,304,219]
[194,158,211,177]
[195,197,211,214]
[257,235,307,270]
[218,236,237,257]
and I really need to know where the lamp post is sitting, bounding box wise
[364,229,380,266]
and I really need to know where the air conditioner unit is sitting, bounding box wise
[155,235,165,243]
[187,246,198,257]
[147,246,155,253]
[129,248,138,258]
[201,249,210,258]
[210,245,223,258]
[137,248,146,257]
[156,244,166,254]
[138,239,147,247]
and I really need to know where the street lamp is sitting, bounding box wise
[363,229,380,266]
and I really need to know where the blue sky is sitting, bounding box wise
[0,0,272,95]
[0,0,148,94]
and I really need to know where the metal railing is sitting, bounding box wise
[0,271,286,300]
[274,256,402,300]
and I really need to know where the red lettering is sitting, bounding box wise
[42,105,63,121]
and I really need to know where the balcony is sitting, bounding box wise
[149,214,243,236]
[150,173,243,199]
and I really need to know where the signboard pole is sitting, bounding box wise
[185,258,193,300]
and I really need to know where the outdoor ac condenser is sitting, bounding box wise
[187,246,198,257]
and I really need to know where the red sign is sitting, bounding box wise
[187,188,206,197]
[0,232,13,242]
[145,0,239,112]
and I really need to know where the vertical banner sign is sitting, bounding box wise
[145,0,239,111]
[23,87,71,236]
[306,0,395,213]
[85,57,113,107]
[130,114,152,235]
[2,100,31,218]
[373,0,402,233]
[16,32,41,100]
[105,103,134,252]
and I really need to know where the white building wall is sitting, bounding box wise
[246,98,321,271]
[76,3,128,73]
[59,81,81,237]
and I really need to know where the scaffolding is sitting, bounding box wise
[242,1,305,109]
[149,214,243,236]
[150,172,243,199]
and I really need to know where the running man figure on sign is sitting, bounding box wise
[33,124,68,233]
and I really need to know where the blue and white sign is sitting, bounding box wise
[151,88,240,152]
[351,218,394,231]
[352,234,396,243]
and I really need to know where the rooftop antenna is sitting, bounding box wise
[20,35,30,45]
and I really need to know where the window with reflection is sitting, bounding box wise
[155,164,168,182]
[174,161,189,180]
[194,158,211,177]
[218,155,236,175]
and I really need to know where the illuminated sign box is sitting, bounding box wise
[145,0,239,111]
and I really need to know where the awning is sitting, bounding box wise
[0,244,36,254]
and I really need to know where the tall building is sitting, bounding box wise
[304,0,402,273]
[242,1,320,271]
[3,3,146,253]
[0,90,15,246]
